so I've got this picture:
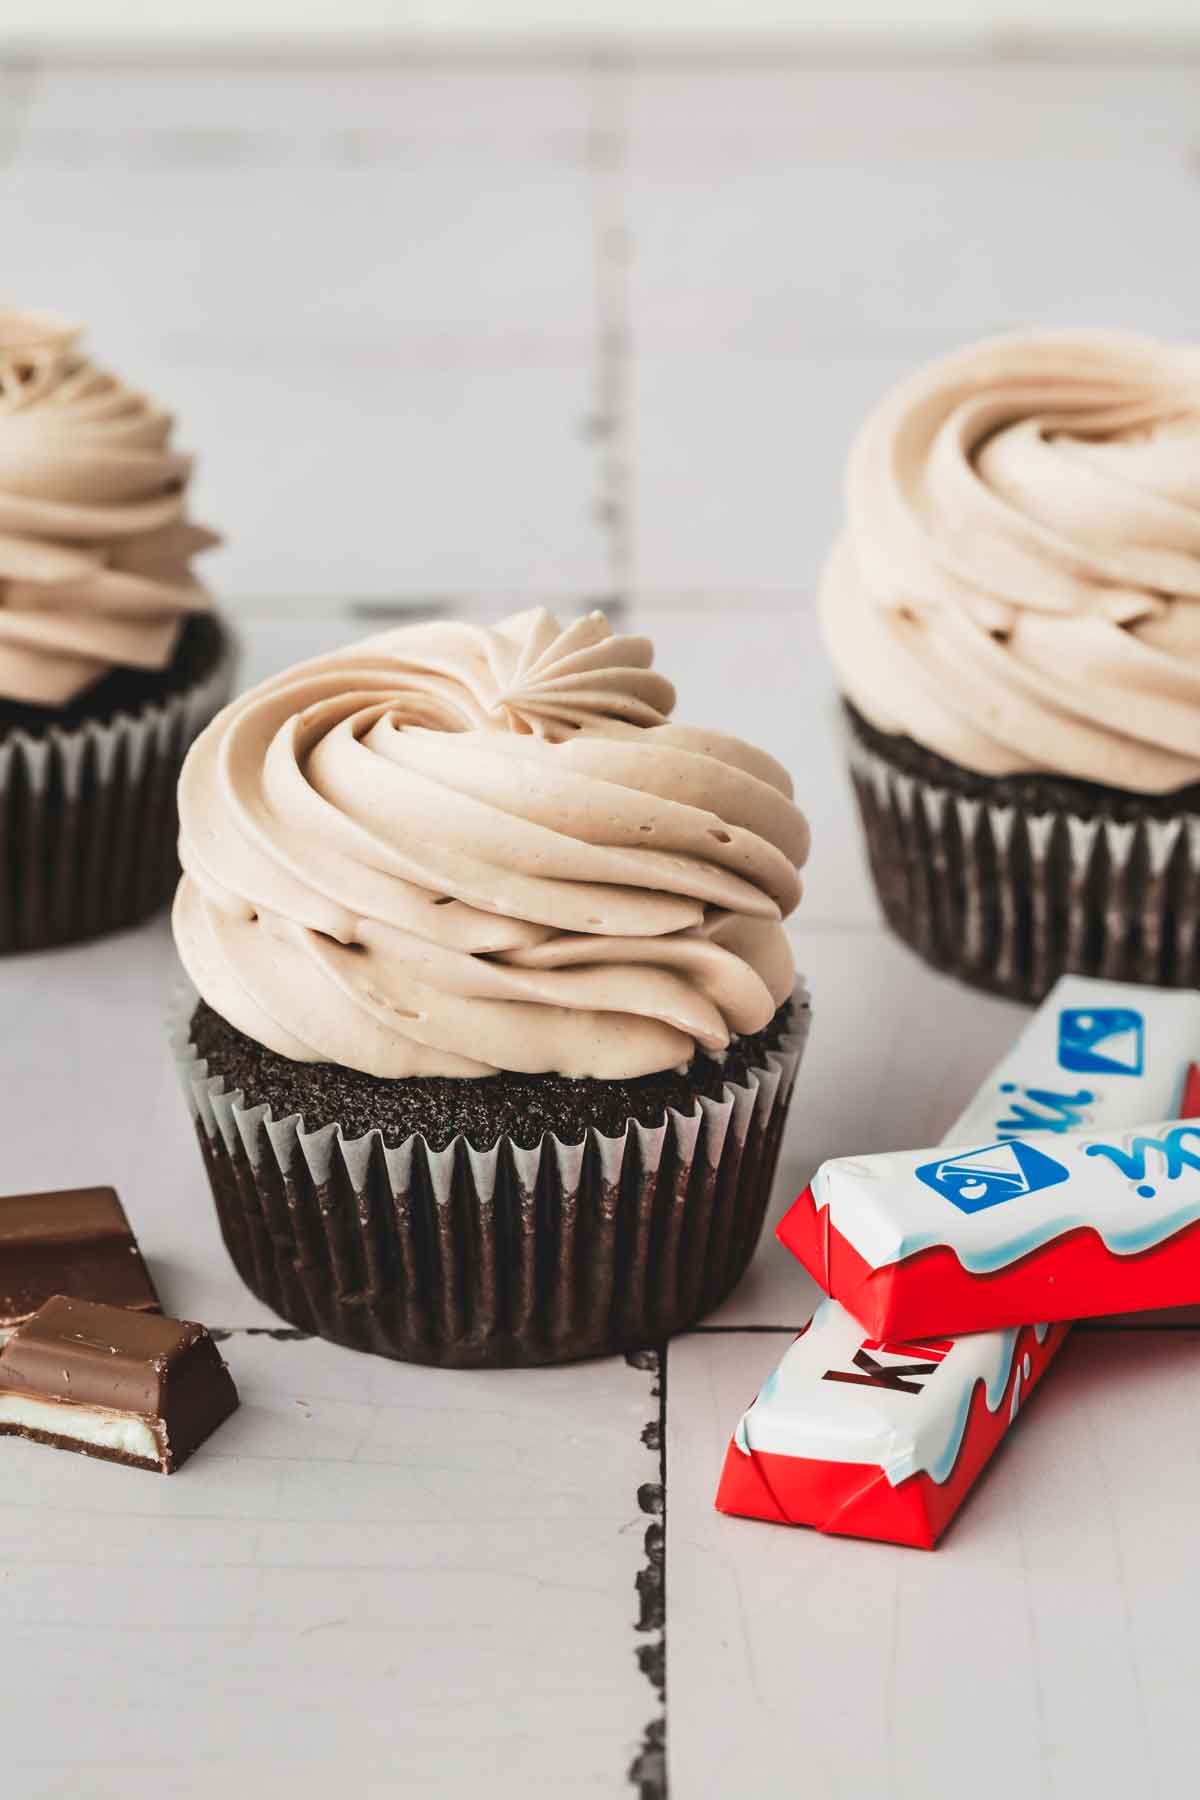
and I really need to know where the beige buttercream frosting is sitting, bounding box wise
[173,608,809,1080]
[821,330,1200,793]
[0,308,216,707]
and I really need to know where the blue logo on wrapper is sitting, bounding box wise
[1057,1007,1144,1078]
[915,1140,1071,1214]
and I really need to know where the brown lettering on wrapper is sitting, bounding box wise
[822,1348,942,1396]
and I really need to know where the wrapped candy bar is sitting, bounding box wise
[718,979,1200,1547]
[779,977,1200,1340]
[779,1116,1200,1339]
[945,975,1200,1143]
[715,1303,1068,1549]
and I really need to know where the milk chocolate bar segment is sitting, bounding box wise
[0,1295,238,1473]
[0,1187,159,1329]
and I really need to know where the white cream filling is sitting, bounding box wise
[0,1394,160,1464]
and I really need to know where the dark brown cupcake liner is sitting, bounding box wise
[170,985,810,1367]
[846,726,1200,1002]
[0,625,235,953]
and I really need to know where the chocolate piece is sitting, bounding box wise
[0,1187,159,1332]
[0,1296,239,1473]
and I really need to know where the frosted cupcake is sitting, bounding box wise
[822,330,1200,1000]
[171,608,810,1366]
[0,309,230,951]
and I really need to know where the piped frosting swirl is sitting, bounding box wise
[173,608,809,1079]
[0,308,216,707]
[821,330,1200,793]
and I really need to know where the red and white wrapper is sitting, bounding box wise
[715,1305,1068,1549]
[718,979,1200,1547]
[780,1116,1200,1340]
[942,976,1200,1145]
[780,977,1200,1339]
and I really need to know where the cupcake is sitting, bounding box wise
[0,308,231,952]
[170,608,810,1366]
[821,330,1200,1001]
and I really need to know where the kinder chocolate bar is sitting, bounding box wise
[719,983,1200,1548]
[947,975,1200,1143]
[715,1302,1068,1549]
[779,1115,1200,1340]
[778,977,1200,1339]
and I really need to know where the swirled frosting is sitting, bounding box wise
[173,608,809,1080]
[821,330,1200,793]
[0,308,216,707]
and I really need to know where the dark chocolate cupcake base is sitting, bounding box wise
[844,702,1200,1001]
[0,616,233,954]
[173,990,809,1368]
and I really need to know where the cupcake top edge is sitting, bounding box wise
[0,308,218,711]
[173,606,810,1082]
[821,328,1200,795]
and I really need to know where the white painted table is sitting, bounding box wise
[1,49,1198,1800]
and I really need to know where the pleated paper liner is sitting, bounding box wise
[0,622,235,954]
[846,728,1200,1003]
[170,986,810,1368]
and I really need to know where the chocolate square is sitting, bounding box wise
[0,1187,159,1329]
[0,1296,239,1473]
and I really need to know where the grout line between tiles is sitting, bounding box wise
[0,54,39,166]
[591,55,669,1796]
[587,59,634,603]
[627,1344,668,1800]
[206,1327,313,1344]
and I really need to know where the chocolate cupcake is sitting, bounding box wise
[170,608,810,1366]
[821,330,1200,1001]
[0,309,231,952]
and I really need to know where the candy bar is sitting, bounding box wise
[719,980,1200,1547]
[779,1114,1200,1340]
[715,1302,1068,1549]
[0,1186,159,1336]
[946,976,1200,1143]
[0,1295,239,1474]
[778,977,1200,1340]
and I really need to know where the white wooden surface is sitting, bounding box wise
[1,51,1198,1800]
